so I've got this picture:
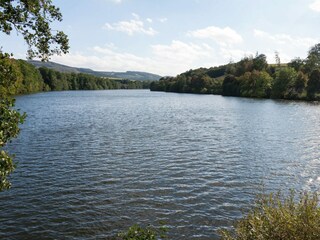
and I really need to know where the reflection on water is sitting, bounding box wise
[1,90,320,239]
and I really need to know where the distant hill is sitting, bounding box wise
[28,60,162,81]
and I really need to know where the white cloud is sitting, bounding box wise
[107,0,122,4]
[159,17,168,23]
[309,0,320,12]
[51,41,219,76]
[253,29,319,63]
[103,13,157,36]
[188,26,243,46]
[146,18,153,23]
[253,29,318,47]
[152,40,212,61]
[131,13,140,19]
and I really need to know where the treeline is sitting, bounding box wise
[38,67,150,91]
[150,43,320,101]
[0,55,149,96]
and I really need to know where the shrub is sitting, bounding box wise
[117,224,167,240]
[219,191,320,240]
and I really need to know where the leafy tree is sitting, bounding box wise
[222,75,240,96]
[288,57,305,72]
[0,0,69,191]
[206,65,227,78]
[275,51,281,67]
[0,52,23,95]
[235,56,254,76]
[271,67,297,99]
[0,0,69,60]
[307,69,320,99]
[253,53,268,71]
[0,53,26,191]
[305,43,320,73]
[294,71,308,94]
[225,61,237,75]
[17,60,45,93]
[239,70,272,98]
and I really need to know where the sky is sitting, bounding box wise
[1,0,320,76]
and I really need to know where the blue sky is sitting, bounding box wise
[1,0,320,76]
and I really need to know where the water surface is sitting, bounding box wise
[1,90,320,239]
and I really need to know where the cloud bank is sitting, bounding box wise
[103,13,157,36]
[51,41,218,76]
[188,26,243,46]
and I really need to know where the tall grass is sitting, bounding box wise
[219,191,320,240]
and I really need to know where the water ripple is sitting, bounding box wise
[1,90,320,239]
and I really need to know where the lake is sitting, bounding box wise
[1,90,320,239]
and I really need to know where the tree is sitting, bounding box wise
[294,71,308,94]
[239,70,272,98]
[288,57,305,72]
[0,53,26,191]
[222,75,240,96]
[275,51,281,67]
[0,0,69,191]
[271,67,297,99]
[0,0,69,60]
[253,53,268,71]
[235,56,253,76]
[307,69,320,100]
[304,43,320,73]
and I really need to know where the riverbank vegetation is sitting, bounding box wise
[0,53,26,191]
[219,191,320,240]
[0,0,70,191]
[0,57,150,96]
[116,191,320,240]
[150,43,320,101]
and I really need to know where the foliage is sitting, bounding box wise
[222,75,240,96]
[227,54,268,77]
[0,52,23,95]
[16,59,46,93]
[288,57,305,72]
[295,71,308,94]
[0,59,148,95]
[38,67,148,91]
[219,191,320,240]
[117,224,167,240]
[150,66,224,94]
[150,42,320,101]
[304,43,320,73]
[271,67,298,99]
[0,0,69,60]
[0,53,26,191]
[0,98,26,190]
[307,69,320,99]
[239,70,272,98]
[0,0,69,191]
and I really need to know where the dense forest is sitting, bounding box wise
[150,43,320,101]
[0,55,150,96]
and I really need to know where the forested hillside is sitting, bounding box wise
[0,56,150,96]
[28,60,162,81]
[151,43,320,101]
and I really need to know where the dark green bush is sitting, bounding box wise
[219,191,320,240]
[117,224,167,240]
